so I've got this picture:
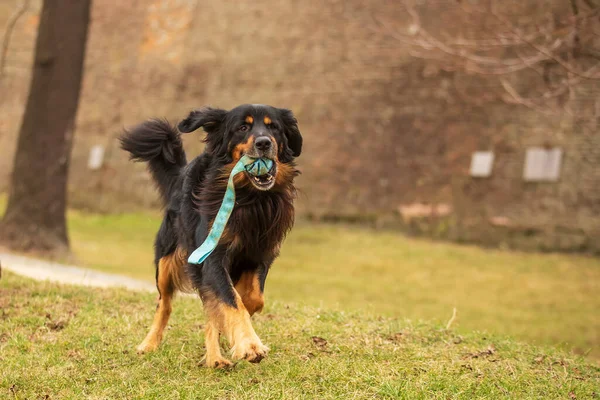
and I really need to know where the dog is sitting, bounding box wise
[119,104,302,368]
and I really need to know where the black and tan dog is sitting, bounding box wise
[120,104,302,367]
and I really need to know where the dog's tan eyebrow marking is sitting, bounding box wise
[263,116,272,125]
[245,116,254,124]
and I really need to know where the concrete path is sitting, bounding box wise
[0,252,156,292]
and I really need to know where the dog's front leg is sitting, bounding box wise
[200,254,268,366]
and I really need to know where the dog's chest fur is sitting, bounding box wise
[196,174,296,262]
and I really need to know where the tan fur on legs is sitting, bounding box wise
[234,270,264,316]
[165,247,193,293]
[203,290,268,365]
[137,249,189,353]
[203,321,232,368]
[136,280,172,352]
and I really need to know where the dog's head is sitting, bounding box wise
[178,104,302,191]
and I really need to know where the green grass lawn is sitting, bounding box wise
[64,209,600,361]
[1,273,598,399]
[1,194,599,362]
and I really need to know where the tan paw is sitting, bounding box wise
[231,339,269,363]
[205,355,234,369]
[136,339,159,353]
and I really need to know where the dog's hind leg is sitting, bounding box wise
[137,253,177,353]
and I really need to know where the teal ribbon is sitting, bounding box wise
[187,155,274,265]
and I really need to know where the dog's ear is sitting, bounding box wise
[178,107,227,134]
[178,107,228,155]
[279,109,302,158]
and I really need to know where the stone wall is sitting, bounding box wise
[1,0,598,252]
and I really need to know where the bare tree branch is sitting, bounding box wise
[0,0,30,80]
[500,79,559,116]
[370,0,600,117]
[486,4,600,80]
[373,6,569,75]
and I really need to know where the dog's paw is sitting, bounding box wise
[205,355,234,369]
[231,339,269,363]
[136,340,159,354]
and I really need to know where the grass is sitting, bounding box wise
[1,272,599,399]
[63,208,600,361]
[1,194,600,361]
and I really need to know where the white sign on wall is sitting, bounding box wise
[469,151,495,178]
[523,147,563,182]
[88,145,105,170]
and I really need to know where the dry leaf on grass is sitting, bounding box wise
[299,352,316,361]
[463,345,496,359]
[387,332,404,342]
[311,336,330,352]
[45,319,67,331]
[311,336,327,348]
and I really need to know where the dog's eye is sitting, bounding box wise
[239,124,250,132]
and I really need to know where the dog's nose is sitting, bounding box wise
[255,136,272,152]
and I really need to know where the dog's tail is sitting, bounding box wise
[119,119,187,204]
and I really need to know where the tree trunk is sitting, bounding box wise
[0,0,91,256]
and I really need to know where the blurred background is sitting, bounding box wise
[0,0,599,360]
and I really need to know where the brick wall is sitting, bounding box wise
[1,0,598,252]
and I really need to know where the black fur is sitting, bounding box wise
[119,119,186,204]
[120,104,301,309]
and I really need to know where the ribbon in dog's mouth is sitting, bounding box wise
[188,155,275,264]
